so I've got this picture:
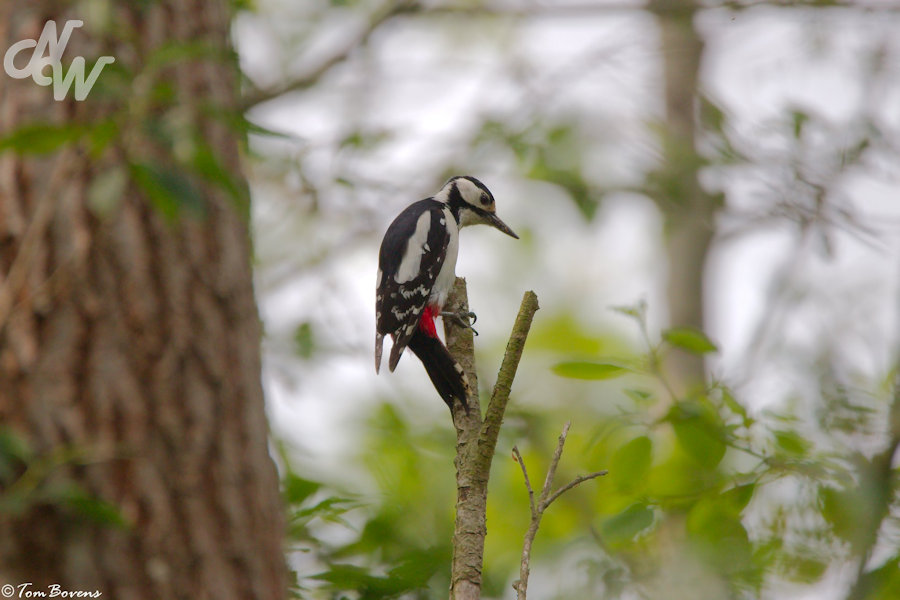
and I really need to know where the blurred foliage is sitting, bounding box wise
[0,429,129,530]
[278,418,453,599]
[279,300,900,599]
[231,1,900,599]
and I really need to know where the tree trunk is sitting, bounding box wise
[0,2,286,599]
[651,0,718,390]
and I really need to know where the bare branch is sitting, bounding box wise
[537,422,571,508]
[513,422,607,600]
[512,446,536,519]
[240,1,418,111]
[544,470,609,511]
[481,290,539,447]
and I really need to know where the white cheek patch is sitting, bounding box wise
[455,178,480,204]
[395,211,431,283]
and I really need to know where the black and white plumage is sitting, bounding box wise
[375,175,518,411]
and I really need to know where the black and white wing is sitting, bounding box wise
[375,199,450,373]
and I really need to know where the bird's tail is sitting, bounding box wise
[407,329,470,413]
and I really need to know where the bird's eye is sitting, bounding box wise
[480,195,490,206]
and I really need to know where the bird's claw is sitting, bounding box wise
[441,310,479,335]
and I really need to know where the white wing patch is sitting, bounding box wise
[391,303,422,323]
[394,211,431,283]
[431,206,459,308]
[401,284,429,299]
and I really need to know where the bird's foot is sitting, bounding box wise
[441,310,478,336]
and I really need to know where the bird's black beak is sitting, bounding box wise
[488,213,519,239]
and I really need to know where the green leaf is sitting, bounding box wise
[293,496,356,522]
[791,109,809,139]
[552,361,629,380]
[820,486,871,549]
[773,430,812,457]
[311,562,420,598]
[0,122,85,155]
[721,483,756,513]
[720,387,751,424]
[229,113,293,139]
[131,162,205,219]
[339,130,389,149]
[0,428,32,463]
[283,472,321,506]
[0,429,32,485]
[610,436,653,493]
[687,499,754,577]
[87,166,128,216]
[623,388,653,405]
[528,314,620,356]
[526,123,597,221]
[856,556,900,600]
[55,483,129,529]
[145,40,227,71]
[662,327,718,355]
[668,401,726,468]
[191,142,245,203]
[671,419,726,468]
[87,119,119,157]
[293,322,315,360]
[387,546,445,590]
[780,552,829,584]
[600,503,654,546]
[310,564,392,594]
[609,300,647,323]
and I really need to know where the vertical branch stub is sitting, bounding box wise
[444,280,540,600]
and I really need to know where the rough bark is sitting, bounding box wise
[443,279,486,600]
[0,2,286,599]
[444,278,538,600]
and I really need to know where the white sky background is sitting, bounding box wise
[235,2,900,598]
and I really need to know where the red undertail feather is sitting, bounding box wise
[419,305,439,338]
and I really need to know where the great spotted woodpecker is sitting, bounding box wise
[375,176,518,411]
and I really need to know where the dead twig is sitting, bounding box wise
[512,422,608,600]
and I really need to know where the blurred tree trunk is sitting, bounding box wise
[650,0,719,390]
[0,2,286,599]
[643,4,728,598]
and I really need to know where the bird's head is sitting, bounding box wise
[435,175,519,239]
